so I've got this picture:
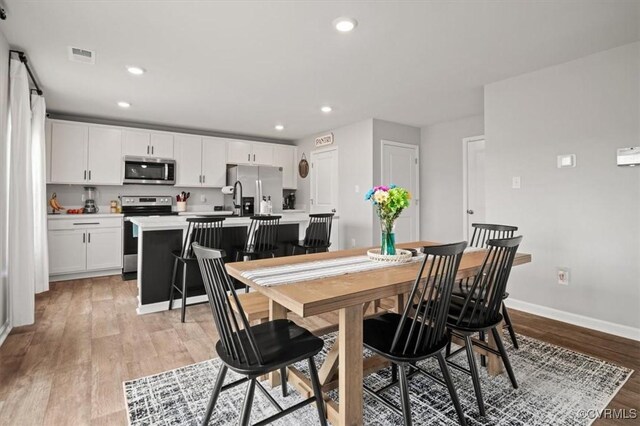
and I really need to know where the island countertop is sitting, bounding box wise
[129,212,318,231]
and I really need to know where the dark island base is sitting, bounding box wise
[140,224,299,306]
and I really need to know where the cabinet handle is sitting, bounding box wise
[84,170,87,180]
[88,170,91,181]
[147,145,150,155]
[82,233,85,243]
[88,233,91,243]
[152,146,154,155]
[253,154,256,162]
[247,153,250,161]
[202,175,205,183]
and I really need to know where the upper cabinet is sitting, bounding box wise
[122,130,174,158]
[174,134,227,187]
[50,121,122,185]
[273,144,298,189]
[227,140,273,166]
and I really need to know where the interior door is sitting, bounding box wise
[174,134,202,186]
[465,138,486,239]
[381,141,419,243]
[310,148,338,214]
[87,126,122,185]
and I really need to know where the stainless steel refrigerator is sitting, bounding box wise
[227,165,283,214]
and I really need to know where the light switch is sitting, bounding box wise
[355,185,360,193]
[512,176,521,189]
[557,154,576,168]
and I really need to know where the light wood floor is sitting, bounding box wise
[0,276,638,425]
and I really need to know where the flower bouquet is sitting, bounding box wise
[365,184,411,255]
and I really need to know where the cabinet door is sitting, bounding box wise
[174,134,203,187]
[48,229,87,274]
[273,145,297,189]
[150,133,174,158]
[122,130,151,156]
[86,227,122,270]
[202,137,227,187]
[251,143,274,166]
[45,119,52,183]
[50,121,88,184]
[88,126,122,185]
[227,140,252,164]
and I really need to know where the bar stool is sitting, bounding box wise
[291,213,334,255]
[168,217,224,322]
[235,215,281,261]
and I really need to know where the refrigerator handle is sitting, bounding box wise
[255,179,261,212]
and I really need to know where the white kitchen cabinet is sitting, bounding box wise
[45,119,52,183]
[273,144,298,189]
[122,130,151,156]
[150,133,174,158]
[50,121,88,184]
[201,137,227,187]
[227,140,252,164]
[86,227,122,270]
[251,143,274,165]
[174,134,203,186]
[48,229,88,274]
[88,126,122,185]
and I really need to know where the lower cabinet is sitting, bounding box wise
[48,218,123,276]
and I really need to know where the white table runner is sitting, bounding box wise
[241,253,426,287]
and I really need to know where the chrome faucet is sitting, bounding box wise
[232,180,243,216]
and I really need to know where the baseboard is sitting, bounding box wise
[136,295,209,315]
[49,269,122,282]
[505,298,640,341]
[0,321,12,347]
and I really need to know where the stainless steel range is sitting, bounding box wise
[121,195,177,274]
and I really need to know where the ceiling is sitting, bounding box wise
[2,1,638,140]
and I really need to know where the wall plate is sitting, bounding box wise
[557,154,576,168]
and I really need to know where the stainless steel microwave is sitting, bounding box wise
[123,156,176,185]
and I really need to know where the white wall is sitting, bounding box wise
[295,119,374,249]
[420,115,484,242]
[485,42,640,333]
[0,32,11,343]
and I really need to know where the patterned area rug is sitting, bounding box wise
[124,332,632,425]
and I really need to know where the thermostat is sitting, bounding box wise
[617,147,640,167]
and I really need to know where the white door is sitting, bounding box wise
[273,145,297,189]
[86,227,122,270]
[310,147,339,214]
[202,137,227,187]
[122,130,151,157]
[381,141,420,243]
[174,134,203,186]
[251,143,274,165]
[464,137,486,239]
[87,126,122,185]
[50,122,88,184]
[150,133,174,158]
[227,140,252,164]
[48,229,87,274]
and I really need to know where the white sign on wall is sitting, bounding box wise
[315,133,334,147]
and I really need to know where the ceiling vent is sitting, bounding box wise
[68,46,95,64]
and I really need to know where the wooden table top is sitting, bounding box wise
[226,241,532,318]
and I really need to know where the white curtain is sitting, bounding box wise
[31,94,48,294]
[7,59,35,326]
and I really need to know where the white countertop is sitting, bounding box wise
[177,211,235,217]
[130,213,313,231]
[48,213,124,219]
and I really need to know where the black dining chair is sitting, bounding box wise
[235,215,281,261]
[446,236,522,417]
[192,243,327,426]
[291,213,334,255]
[168,217,225,322]
[459,223,519,350]
[362,242,469,426]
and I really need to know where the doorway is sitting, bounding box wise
[309,147,338,215]
[462,136,486,240]
[381,140,420,243]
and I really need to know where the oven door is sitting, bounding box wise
[123,156,176,185]
[122,218,138,273]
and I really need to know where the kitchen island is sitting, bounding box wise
[129,213,313,314]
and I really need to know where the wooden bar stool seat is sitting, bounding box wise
[229,291,270,322]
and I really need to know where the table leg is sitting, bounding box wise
[394,293,406,313]
[486,322,505,376]
[339,304,363,426]
[269,300,288,387]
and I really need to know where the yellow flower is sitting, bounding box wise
[406,191,411,200]
[373,190,389,204]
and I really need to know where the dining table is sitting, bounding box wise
[226,241,532,426]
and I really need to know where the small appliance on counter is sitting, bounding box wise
[176,191,190,212]
[283,192,296,210]
[83,186,99,213]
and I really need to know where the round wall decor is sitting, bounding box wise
[298,153,309,178]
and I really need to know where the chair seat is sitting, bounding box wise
[453,286,510,301]
[217,319,323,376]
[363,313,448,363]
[446,297,503,332]
[229,292,270,322]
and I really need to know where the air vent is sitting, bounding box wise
[68,46,95,64]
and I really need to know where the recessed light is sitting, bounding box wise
[126,66,145,75]
[333,17,357,32]
[274,124,284,131]
[321,106,332,113]
[117,101,131,108]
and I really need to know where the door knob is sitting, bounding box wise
[467,209,474,214]
[331,209,336,213]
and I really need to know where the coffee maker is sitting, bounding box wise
[284,193,296,210]
[83,186,99,213]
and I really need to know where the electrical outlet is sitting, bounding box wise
[351,238,356,248]
[355,185,360,193]
[512,176,521,189]
[557,268,570,285]
[200,194,206,202]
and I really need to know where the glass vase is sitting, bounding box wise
[380,221,396,255]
